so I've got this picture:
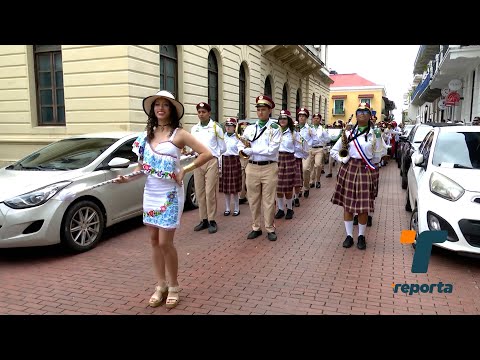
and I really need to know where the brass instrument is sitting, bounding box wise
[339,122,349,158]
[339,114,354,158]
[235,121,251,159]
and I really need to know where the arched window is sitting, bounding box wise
[239,64,246,120]
[208,51,219,122]
[264,77,272,98]
[296,89,301,118]
[282,84,288,110]
[160,45,178,96]
[312,93,316,114]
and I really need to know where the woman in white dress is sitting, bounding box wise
[115,90,212,309]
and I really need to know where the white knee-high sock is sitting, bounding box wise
[224,193,231,212]
[344,221,353,237]
[277,197,284,211]
[359,223,366,236]
[233,193,239,212]
[286,198,293,210]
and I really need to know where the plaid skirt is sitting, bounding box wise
[294,157,303,188]
[219,155,242,193]
[277,152,296,193]
[331,158,375,213]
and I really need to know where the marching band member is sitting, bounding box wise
[297,107,317,198]
[309,113,331,189]
[275,110,302,220]
[353,117,389,227]
[293,120,310,207]
[220,118,242,217]
[190,102,226,234]
[237,95,281,241]
[330,103,383,250]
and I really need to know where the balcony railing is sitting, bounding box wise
[411,72,431,102]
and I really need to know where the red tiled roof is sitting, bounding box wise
[330,73,377,87]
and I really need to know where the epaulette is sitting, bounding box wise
[270,122,279,129]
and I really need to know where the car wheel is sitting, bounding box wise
[61,200,105,253]
[401,171,408,189]
[410,207,418,249]
[184,175,198,210]
[405,185,412,212]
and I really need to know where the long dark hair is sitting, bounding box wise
[145,99,182,141]
[279,116,295,133]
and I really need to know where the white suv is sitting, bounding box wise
[406,126,480,256]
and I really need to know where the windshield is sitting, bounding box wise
[8,137,118,171]
[433,131,480,169]
[413,126,432,143]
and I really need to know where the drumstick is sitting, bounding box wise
[59,170,144,201]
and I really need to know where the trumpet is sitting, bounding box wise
[235,121,251,159]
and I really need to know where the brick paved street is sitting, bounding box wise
[1,162,480,315]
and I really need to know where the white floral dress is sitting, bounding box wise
[132,129,184,229]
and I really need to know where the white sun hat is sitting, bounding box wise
[142,90,185,120]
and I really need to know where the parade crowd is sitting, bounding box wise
[117,90,403,309]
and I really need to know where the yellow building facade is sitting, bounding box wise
[328,73,388,125]
[0,45,333,166]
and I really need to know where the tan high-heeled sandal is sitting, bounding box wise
[165,286,180,309]
[149,284,169,307]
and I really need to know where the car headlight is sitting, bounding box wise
[429,172,464,201]
[4,181,72,209]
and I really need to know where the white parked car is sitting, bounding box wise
[406,126,480,256]
[0,132,197,253]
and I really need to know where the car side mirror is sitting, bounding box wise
[413,153,424,167]
[108,157,131,168]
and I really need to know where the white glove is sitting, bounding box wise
[340,155,350,164]
[242,148,253,156]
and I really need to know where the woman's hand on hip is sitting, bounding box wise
[176,168,185,186]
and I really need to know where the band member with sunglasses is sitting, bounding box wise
[330,103,383,250]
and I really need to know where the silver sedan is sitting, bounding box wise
[0,132,197,253]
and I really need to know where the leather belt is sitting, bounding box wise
[248,160,276,166]
[312,145,324,148]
